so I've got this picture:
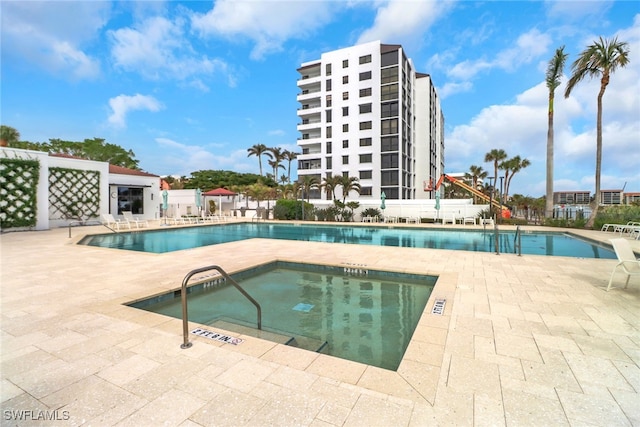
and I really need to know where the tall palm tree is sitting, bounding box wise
[267,158,284,182]
[299,175,319,202]
[247,143,269,176]
[465,165,487,204]
[339,176,361,203]
[503,156,531,202]
[484,149,508,198]
[283,150,298,183]
[545,46,568,219]
[321,175,341,200]
[564,36,630,228]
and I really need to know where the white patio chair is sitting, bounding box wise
[122,211,149,228]
[607,238,640,291]
[101,213,129,230]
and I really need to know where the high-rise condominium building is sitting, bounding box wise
[296,40,444,200]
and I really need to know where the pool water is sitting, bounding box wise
[129,262,436,370]
[81,223,616,259]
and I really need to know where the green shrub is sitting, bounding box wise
[361,208,382,219]
[273,199,313,220]
[593,205,640,230]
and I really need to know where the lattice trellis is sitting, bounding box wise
[0,158,40,228]
[48,167,100,220]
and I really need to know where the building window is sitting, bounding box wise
[381,66,399,84]
[381,171,399,185]
[381,101,398,118]
[380,136,398,151]
[381,187,399,199]
[342,59,349,68]
[326,126,332,138]
[326,141,332,154]
[381,50,398,67]
[326,157,332,169]
[359,71,372,81]
[326,79,332,91]
[360,187,372,196]
[342,75,349,84]
[359,137,372,146]
[342,139,349,148]
[381,83,398,101]
[326,94,332,107]
[359,103,372,114]
[359,54,372,64]
[342,107,349,116]
[117,187,144,215]
[326,109,332,123]
[359,121,372,130]
[359,170,372,179]
[326,63,331,76]
[381,119,398,135]
[342,124,349,132]
[381,153,399,168]
[359,154,372,163]
[359,88,372,97]
[342,155,349,165]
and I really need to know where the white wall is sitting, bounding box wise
[109,173,160,221]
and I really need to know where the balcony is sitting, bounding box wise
[297,103,321,116]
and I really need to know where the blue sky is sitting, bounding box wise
[2,0,639,197]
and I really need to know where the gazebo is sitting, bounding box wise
[202,188,237,215]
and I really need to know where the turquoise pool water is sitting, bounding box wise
[128,262,436,370]
[80,223,616,259]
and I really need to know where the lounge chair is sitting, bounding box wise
[101,213,129,230]
[607,238,640,291]
[442,213,456,225]
[122,211,149,228]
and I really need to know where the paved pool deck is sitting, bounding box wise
[1,221,639,426]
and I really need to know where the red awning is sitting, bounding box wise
[203,188,236,196]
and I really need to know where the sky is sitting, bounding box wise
[1,0,639,197]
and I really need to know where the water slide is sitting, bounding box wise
[434,174,511,218]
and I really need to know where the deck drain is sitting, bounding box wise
[431,299,446,315]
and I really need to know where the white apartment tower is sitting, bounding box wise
[296,40,444,200]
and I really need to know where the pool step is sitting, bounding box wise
[286,336,330,354]
[208,320,292,344]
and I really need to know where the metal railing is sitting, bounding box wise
[514,225,522,256]
[180,265,262,349]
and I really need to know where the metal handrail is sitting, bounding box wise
[514,225,522,256]
[180,265,262,349]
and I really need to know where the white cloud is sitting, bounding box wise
[0,1,108,79]
[155,137,253,175]
[357,0,454,48]
[108,94,164,128]
[191,0,335,60]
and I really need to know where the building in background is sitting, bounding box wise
[296,40,444,201]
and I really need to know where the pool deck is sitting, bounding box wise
[1,221,639,426]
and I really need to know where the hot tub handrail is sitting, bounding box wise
[180,264,262,349]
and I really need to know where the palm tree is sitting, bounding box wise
[283,150,298,183]
[465,165,487,204]
[502,156,531,202]
[247,144,269,176]
[299,175,319,202]
[484,149,508,199]
[564,36,630,228]
[267,159,284,182]
[339,176,361,203]
[321,175,341,200]
[545,46,568,219]
[0,125,20,147]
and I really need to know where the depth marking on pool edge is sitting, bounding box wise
[191,328,243,345]
[431,299,446,315]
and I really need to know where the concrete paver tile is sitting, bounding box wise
[557,388,632,426]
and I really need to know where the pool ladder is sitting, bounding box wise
[180,265,262,349]
[514,225,522,256]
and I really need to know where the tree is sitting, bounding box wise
[484,149,508,208]
[247,143,269,176]
[338,176,361,203]
[545,46,568,219]
[321,175,342,200]
[283,150,298,183]
[564,36,630,228]
[465,165,487,204]
[502,156,531,202]
[0,125,20,147]
[299,175,319,202]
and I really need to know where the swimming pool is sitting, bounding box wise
[128,261,436,370]
[80,223,616,259]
